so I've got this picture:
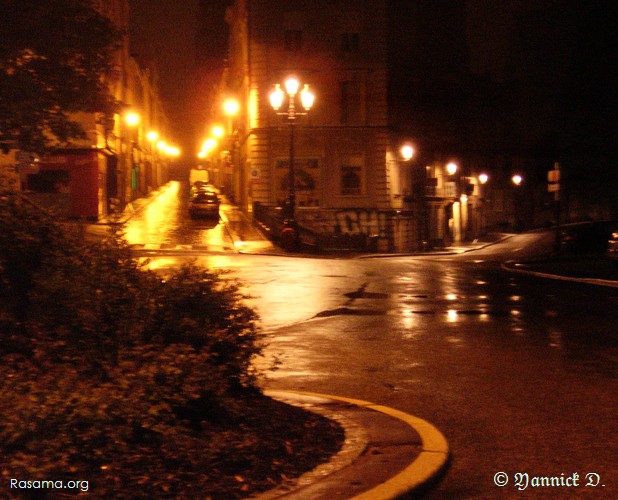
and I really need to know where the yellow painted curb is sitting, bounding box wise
[280,390,450,499]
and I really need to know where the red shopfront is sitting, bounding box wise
[22,150,108,219]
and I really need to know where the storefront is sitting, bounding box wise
[20,149,110,220]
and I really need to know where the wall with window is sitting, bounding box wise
[235,0,388,210]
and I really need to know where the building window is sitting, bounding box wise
[341,32,360,52]
[341,166,362,195]
[27,170,71,193]
[284,30,303,51]
[276,158,320,207]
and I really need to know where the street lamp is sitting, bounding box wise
[400,143,428,249]
[125,112,140,127]
[477,173,489,236]
[446,162,458,176]
[211,125,225,138]
[401,144,414,161]
[223,98,240,117]
[511,174,524,231]
[222,99,241,202]
[146,131,159,187]
[269,77,315,249]
[124,112,141,196]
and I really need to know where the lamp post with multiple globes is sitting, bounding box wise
[269,77,315,250]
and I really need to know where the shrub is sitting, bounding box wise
[0,185,266,496]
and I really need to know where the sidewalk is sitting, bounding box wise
[256,391,449,500]
[219,198,283,255]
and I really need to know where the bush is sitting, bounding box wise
[0,184,268,497]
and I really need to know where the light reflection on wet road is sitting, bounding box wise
[146,249,617,498]
[123,182,233,251]
[130,185,617,497]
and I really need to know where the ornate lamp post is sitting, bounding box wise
[125,112,141,198]
[512,174,524,232]
[401,143,426,250]
[270,77,315,250]
[223,99,240,202]
[146,130,159,188]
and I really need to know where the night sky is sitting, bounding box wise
[129,0,617,183]
[129,0,230,158]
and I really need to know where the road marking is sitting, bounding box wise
[502,262,618,288]
[278,390,450,499]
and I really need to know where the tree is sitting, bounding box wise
[0,0,121,153]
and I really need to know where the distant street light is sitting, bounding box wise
[146,131,159,187]
[125,112,140,127]
[269,77,315,251]
[223,98,240,117]
[211,125,225,138]
[446,162,458,176]
[512,174,524,231]
[401,144,414,161]
[124,112,141,195]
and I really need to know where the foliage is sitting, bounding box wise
[0,184,333,497]
[0,0,121,153]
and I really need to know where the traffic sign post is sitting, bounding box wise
[547,166,560,200]
[549,163,562,257]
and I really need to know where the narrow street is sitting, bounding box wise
[122,182,235,253]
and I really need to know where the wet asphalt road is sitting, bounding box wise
[130,183,617,498]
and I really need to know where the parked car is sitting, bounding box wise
[190,181,220,196]
[188,190,220,219]
[560,221,616,255]
[608,230,618,260]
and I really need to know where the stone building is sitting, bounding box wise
[222,0,422,251]
[10,0,172,220]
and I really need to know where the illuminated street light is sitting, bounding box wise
[146,130,159,142]
[156,140,167,151]
[269,84,284,110]
[124,112,141,195]
[401,144,414,161]
[223,98,239,116]
[211,125,225,138]
[512,174,523,186]
[125,112,140,127]
[479,173,489,184]
[446,162,458,176]
[201,138,217,153]
[269,77,315,251]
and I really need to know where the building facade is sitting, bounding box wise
[9,0,172,220]
[224,0,422,251]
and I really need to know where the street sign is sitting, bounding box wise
[547,165,560,198]
[547,169,560,182]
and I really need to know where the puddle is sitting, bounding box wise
[313,307,386,318]
[344,291,389,299]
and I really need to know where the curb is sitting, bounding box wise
[501,261,618,288]
[264,390,450,499]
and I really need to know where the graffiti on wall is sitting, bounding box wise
[334,209,389,237]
